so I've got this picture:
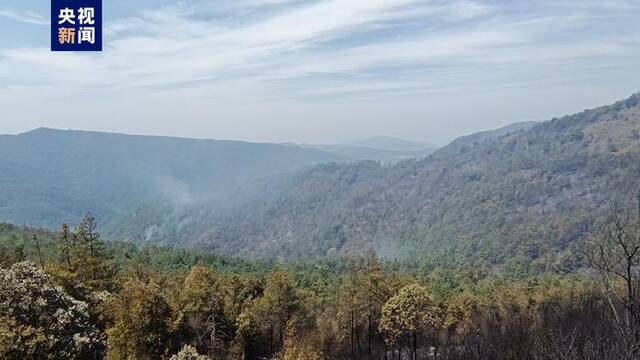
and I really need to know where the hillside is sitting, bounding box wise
[2,95,639,269]
[191,94,640,269]
[0,128,347,236]
[436,121,537,157]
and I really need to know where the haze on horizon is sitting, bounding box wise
[0,0,639,145]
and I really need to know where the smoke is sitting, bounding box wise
[152,176,194,207]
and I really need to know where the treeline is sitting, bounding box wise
[1,203,640,360]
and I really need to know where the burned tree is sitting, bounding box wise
[584,186,640,355]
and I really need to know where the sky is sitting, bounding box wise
[0,0,639,145]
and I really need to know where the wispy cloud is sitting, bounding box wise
[0,0,639,143]
[0,8,48,26]
[2,0,635,96]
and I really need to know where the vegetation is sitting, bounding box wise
[2,95,640,358]
[2,194,640,359]
[196,93,640,266]
[1,95,638,268]
[0,127,346,237]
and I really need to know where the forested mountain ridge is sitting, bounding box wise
[435,121,537,157]
[0,128,347,234]
[195,94,640,269]
[2,94,639,270]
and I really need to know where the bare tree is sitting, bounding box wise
[584,186,640,355]
[58,223,73,269]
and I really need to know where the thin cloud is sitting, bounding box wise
[0,0,639,144]
[0,8,49,26]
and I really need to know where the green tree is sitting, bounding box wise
[379,284,440,360]
[75,212,111,286]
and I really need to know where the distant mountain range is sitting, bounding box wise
[0,129,436,238]
[181,94,640,270]
[281,136,439,163]
[1,94,638,269]
[0,129,347,232]
[301,143,436,163]
[340,136,436,152]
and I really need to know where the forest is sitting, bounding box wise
[1,186,640,360]
[1,0,637,358]
[2,94,638,265]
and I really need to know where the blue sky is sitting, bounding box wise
[0,0,639,144]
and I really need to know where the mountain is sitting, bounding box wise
[0,128,347,235]
[291,136,438,163]
[301,144,437,163]
[340,136,436,152]
[187,94,640,269]
[2,94,639,269]
[437,121,537,156]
